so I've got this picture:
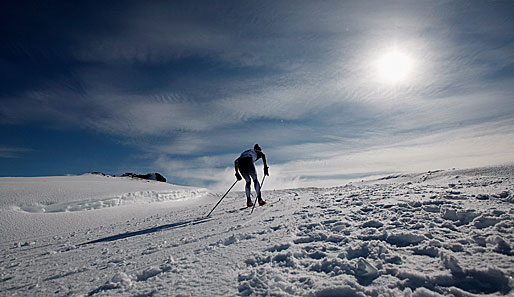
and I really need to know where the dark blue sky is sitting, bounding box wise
[1,0,513,189]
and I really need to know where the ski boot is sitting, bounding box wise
[258,196,267,206]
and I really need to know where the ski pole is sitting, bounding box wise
[206,180,239,217]
[250,175,266,214]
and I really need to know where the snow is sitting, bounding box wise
[0,174,208,243]
[1,166,513,296]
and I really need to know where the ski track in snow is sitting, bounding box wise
[0,166,513,296]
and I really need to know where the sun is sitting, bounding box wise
[377,51,411,83]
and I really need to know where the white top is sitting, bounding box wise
[236,149,263,163]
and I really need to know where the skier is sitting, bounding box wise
[235,144,269,207]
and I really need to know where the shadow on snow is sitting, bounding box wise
[81,216,212,245]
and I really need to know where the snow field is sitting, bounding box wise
[238,183,513,296]
[0,174,208,243]
[0,166,513,296]
[0,174,206,210]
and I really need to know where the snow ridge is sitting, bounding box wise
[17,190,207,213]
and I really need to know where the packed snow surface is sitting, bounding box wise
[1,166,513,296]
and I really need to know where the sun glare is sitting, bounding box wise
[378,51,411,83]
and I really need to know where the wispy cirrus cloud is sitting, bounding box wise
[0,147,32,159]
[156,117,514,190]
[1,0,513,185]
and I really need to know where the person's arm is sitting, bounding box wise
[234,160,242,180]
[262,154,269,176]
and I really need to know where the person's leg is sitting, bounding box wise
[238,158,253,202]
[246,163,265,204]
[241,171,251,199]
[253,176,261,198]
[247,163,261,199]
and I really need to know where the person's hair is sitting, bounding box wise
[254,144,262,151]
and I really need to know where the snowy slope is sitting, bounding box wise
[0,166,513,296]
[0,174,208,243]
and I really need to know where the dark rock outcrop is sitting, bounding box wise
[122,172,166,183]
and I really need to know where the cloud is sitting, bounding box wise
[1,1,513,186]
[189,117,514,191]
[282,118,514,185]
[0,147,32,158]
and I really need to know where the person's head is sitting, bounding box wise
[254,144,262,152]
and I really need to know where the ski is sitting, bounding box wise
[239,204,266,211]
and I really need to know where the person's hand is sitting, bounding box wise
[264,166,269,176]
[235,172,242,181]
